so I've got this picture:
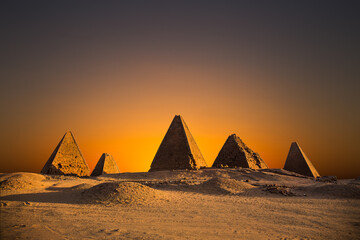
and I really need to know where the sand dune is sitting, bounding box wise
[197,177,256,194]
[1,169,360,239]
[82,181,161,205]
[0,172,46,191]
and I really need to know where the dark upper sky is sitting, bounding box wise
[1,1,359,178]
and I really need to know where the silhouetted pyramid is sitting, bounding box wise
[91,153,120,176]
[41,131,90,177]
[149,115,207,171]
[284,142,320,178]
[212,134,268,169]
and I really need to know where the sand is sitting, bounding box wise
[82,181,160,205]
[1,168,360,239]
[0,173,46,191]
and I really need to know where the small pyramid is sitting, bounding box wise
[284,142,320,178]
[91,153,120,176]
[212,134,268,169]
[149,115,207,171]
[41,131,90,177]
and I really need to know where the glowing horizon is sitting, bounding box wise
[1,112,358,179]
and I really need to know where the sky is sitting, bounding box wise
[1,1,359,178]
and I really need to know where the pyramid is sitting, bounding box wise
[212,134,268,169]
[149,115,207,171]
[283,142,320,178]
[91,153,120,176]
[41,131,90,177]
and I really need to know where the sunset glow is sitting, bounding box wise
[1,1,359,178]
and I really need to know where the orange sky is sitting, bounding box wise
[1,1,359,179]
[1,58,359,178]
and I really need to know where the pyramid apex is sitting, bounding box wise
[290,142,302,151]
[64,131,73,136]
[173,115,186,124]
[228,134,244,143]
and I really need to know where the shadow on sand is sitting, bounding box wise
[0,185,89,204]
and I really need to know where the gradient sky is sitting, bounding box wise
[1,1,359,178]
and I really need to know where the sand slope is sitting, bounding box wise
[0,172,46,191]
[1,169,360,239]
[82,181,161,205]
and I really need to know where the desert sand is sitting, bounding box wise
[1,169,360,240]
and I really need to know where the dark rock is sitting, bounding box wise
[263,184,295,196]
[316,176,337,183]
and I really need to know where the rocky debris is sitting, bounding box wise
[316,176,337,183]
[142,176,257,195]
[144,178,204,188]
[349,177,360,185]
[263,184,296,196]
[111,230,165,240]
[0,173,45,191]
[11,224,26,229]
[41,131,90,177]
[149,115,207,171]
[81,182,159,205]
[212,134,268,169]
[91,153,120,176]
[283,142,320,178]
[260,168,311,179]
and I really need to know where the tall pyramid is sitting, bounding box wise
[212,134,268,169]
[41,131,90,177]
[284,142,320,178]
[91,153,120,176]
[149,115,207,171]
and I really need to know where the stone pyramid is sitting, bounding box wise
[212,134,268,169]
[284,142,320,178]
[91,153,120,176]
[149,115,207,171]
[41,131,90,177]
